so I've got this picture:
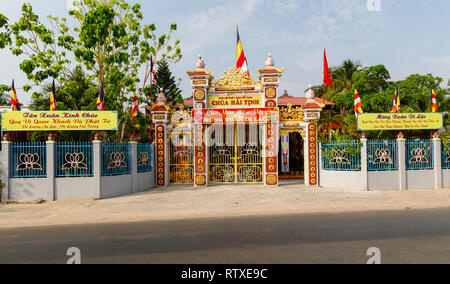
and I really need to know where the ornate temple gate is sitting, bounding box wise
[168,131,194,184]
[209,124,264,184]
[167,107,195,184]
[149,54,325,188]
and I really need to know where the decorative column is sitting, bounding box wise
[92,136,102,199]
[46,135,56,201]
[360,136,368,191]
[187,56,213,187]
[397,133,407,190]
[433,133,442,189]
[1,134,11,203]
[303,101,322,187]
[259,53,284,186]
[150,91,170,187]
[129,141,138,193]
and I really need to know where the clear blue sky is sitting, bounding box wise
[1,0,449,105]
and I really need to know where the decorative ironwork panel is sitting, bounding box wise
[209,143,236,183]
[367,140,398,171]
[10,142,47,178]
[209,125,263,184]
[137,143,153,173]
[406,140,433,170]
[322,141,361,171]
[169,132,194,184]
[442,142,450,170]
[56,142,93,177]
[102,143,131,176]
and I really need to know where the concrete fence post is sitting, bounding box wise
[318,142,322,187]
[360,138,368,191]
[398,138,407,190]
[130,141,138,194]
[0,141,11,203]
[46,140,56,201]
[92,141,102,199]
[433,138,442,189]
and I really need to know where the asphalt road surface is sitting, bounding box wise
[1,207,450,264]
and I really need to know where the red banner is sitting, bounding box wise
[192,108,278,124]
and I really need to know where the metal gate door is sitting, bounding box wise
[209,125,263,184]
[169,131,194,184]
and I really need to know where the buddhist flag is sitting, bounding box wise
[431,89,438,113]
[50,80,57,111]
[96,82,106,111]
[236,26,250,77]
[323,49,333,88]
[391,86,401,113]
[131,93,139,119]
[151,55,157,83]
[11,80,21,111]
[354,89,364,115]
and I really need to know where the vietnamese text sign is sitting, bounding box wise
[1,111,118,131]
[357,113,443,131]
[208,95,262,108]
[193,108,278,124]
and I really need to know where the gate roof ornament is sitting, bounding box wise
[196,55,205,70]
[212,67,257,87]
[151,89,170,112]
[265,53,275,69]
[305,85,315,99]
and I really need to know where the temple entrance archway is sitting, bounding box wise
[208,123,264,184]
[279,129,306,180]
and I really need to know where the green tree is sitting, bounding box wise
[0,91,9,105]
[149,60,183,105]
[325,60,363,102]
[0,0,182,141]
[317,60,450,139]
[30,66,97,111]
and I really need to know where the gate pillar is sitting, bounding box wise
[259,54,284,186]
[187,56,213,187]
[303,101,323,187]
[150,91,171,187]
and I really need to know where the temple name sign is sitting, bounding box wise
[357,113,443,131]
[208,95,262,108]
[1,111,119,131]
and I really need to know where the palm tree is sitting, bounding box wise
[326,60,363,102]
[333,60,362,90]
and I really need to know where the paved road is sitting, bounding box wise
[1,207,450,264]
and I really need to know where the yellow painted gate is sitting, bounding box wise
[209,124,263,184]
[169,131,194,184]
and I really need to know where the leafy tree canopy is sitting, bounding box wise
[316,60,450,140]
[0,0,182,141]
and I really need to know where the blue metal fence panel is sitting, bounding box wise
[367,140,398,171]
[137,143,153,173]
[406,139,433,170]
[442,142,450,169]
[102,143,131,176]
[56,142,93,177]
[321,140,361,171]
[10,142,47,178]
